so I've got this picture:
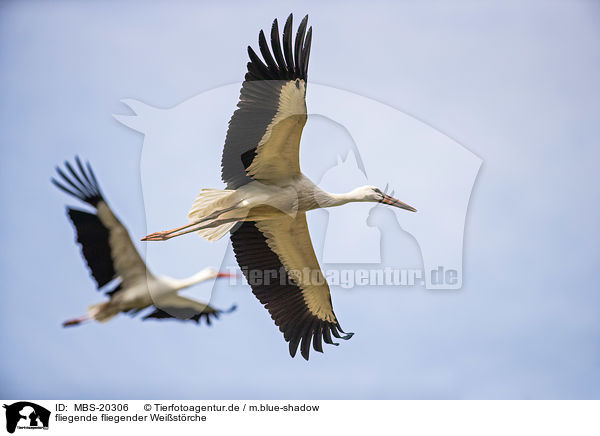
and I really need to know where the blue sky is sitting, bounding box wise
[1,0,599,399]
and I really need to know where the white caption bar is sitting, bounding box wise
[1,400,598,435]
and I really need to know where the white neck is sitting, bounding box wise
[172,268,217,291]
[317,189,369,208]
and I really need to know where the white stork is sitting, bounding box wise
[53,157,236,327]
[143,14,416,359]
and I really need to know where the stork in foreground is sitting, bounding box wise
[143,14,416,359]
[53,157,236,327]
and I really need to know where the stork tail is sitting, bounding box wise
[188,189,237,241]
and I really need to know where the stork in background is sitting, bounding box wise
[53,157,236,327]
[143,14,416,359]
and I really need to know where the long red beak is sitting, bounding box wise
[217,272,239,279]
[380,194,417,212]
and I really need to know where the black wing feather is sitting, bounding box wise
[142,305,237,326]
[302,27,312,78]
[282,15,294,75]
[258,30,278,73]
[67,209,116,288]
[52,156,103,206]
[294,16,308,77]
[247,47,276,80]
[270,19,287,72]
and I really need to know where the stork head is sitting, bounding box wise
[356,185,417,212]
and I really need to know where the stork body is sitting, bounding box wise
[53,157,236,327]
[84,268,229,324]
[144,15,416,359]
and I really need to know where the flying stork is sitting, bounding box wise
[53,157,236,327]
[143,14,416,359]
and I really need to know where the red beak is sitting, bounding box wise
[217,272,239,279]
[380,194,417,212]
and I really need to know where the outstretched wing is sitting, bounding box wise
[65,209,116,288]
[52,157,150,291]
[231,215,352,360]
[221,13,312,189]
[143,295,237,325]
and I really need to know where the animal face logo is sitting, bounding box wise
[3,402,50,433]
[115,83,481,290]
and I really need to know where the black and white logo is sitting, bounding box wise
[3,402,50,434]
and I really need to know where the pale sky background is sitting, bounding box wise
[1,0,599,399]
